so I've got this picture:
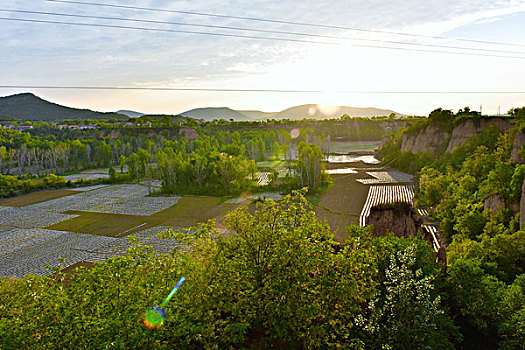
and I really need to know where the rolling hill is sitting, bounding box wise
[270,104,403,120]
[1,92,405,122]
[116,110,144,118]
[0,93,126,121]
[180,107,251,121]
[179,104,404,121]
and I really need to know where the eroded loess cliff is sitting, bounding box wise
[511,130,525,164]
[446,118,513,152]
[401,125,449,155]
[399,117,514,156]
[366,204,421,238]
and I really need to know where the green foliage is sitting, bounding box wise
[0,192,452,349]
[295,142,329,192]
[359,246,446,350]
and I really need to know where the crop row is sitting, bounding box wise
[25,184,178,216]
[86,226,181,261]
[0,229,115,278]
[0,206,78,228]
[359,185,415,226]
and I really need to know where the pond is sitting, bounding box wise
[325,155,380,164]
[325,168,358,174]
[328,140,381,154]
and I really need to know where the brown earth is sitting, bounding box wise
[314,168,373,241]
[0,189,77,207]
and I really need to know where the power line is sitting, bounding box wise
[2,17,525,60]
[3,8,524,56]
[45,0,525,48]
[1,85,524,94]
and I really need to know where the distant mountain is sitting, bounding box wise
[270,104,404,120]
[180,107,251,121]
[0,93,126,121]
[116,110,144,118]
[237,110,274,120]
[179,104,404,121]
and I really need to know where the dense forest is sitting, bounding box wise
[378,107,525,349]
[0,116,406,197]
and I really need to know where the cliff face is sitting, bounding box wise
[484,194,506,213]
[399,118,514,155]
[511,130,525,164]
[366,204,421,238]
[520,181,525,230]
[446,118,513,152]
[400,125,449,155]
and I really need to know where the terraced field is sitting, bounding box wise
[359,185,416,226]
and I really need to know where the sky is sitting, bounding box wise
[1,0,524,116]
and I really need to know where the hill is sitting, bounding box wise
[116,110,144,118]
[180,107,251,121]
[180,104,405,121]
[237,110,274,120]
[270,104,404,120]
[0,93,126,121]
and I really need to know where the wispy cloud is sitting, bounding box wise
[0,0,524,114]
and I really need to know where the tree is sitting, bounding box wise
[428,108,453,124]
[295,142,327,191]
[164,190,378,348]
[360,245,447,350]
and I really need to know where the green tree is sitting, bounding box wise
[360,245,446,350]
[295,142,328,191]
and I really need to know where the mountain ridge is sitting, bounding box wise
[0,93,126,121]
[0,93,407,122]
[180,104,405,121]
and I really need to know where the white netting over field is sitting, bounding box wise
[357,171,414,185]
[0,206,78,228]
[0,229,115,278]
[24,184,179,216]
[85,226,181,262]
[359,185,415,226]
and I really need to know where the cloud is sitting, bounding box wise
[1,0,524,114]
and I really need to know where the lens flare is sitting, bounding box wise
[143,306,166,329]
[143,277,185,330]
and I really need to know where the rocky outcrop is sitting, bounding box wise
[375,136,391,157]
[511,130,525,164]
[366,204,422,238]
[446,118,513,152]
[484,194,506,214]
[521,179,525,230]
[401,125,449,155]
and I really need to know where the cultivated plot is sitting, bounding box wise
[0,229,115,278]
[359,185,415,226]
[0,206,78,228]
[86,226,181,262]
[357,170,414,185]
[24,184,177,216]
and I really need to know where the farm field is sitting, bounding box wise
[356,170,414,184]
[256,160,289,168]
[1,159,414,277]
[0,184,242,278]
[50,195,239,237]
[359,185,416,226]
[325,155,380,164]
[314,170,371,240]
[328,140,380,154]
[0,189,77,207]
